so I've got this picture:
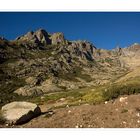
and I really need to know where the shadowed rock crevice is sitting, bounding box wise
[15,106,41,125]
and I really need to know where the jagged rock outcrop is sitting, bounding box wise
[119,43,140,57]
[126,43,140,52]
[51,32,66,45]
[16,29,68,48]
[113,46,123,55]
[16,29,51,47]
[0,37,8,42]
[118,43,140,68]
[34,29,51,45]
[68,41,95,61]
[16,31,38,43]
[0,37,8,48]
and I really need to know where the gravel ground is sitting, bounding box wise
[14,94,140,128]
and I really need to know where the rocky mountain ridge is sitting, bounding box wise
[0,28,140,105]
[16,29,67,47]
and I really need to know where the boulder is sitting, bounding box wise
[38,82,61,93]
[25,77,38,86]
[1,101,41,125]
[14,85,43,96]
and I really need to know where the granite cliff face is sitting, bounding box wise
[16,29,66,47]
[0,28,140,105]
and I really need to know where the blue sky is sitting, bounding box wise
[0,12,140,49]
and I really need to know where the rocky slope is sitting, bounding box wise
[19,94,140,128]
[0,28,140,106]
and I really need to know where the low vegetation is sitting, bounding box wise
[121,109,128,113]
[28,75,140,107]
[30,76,140,107]
[30,89,86,105]
[82,76,140,104]
[58,66,93,82]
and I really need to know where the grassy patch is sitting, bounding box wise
[103,82,140,101]
[81,76,140,104]
[0,76,30,107]
[31,89,85,104]
[58,72,80,82]
[76,73,93,82]
[81,86,106,104]
[29,75,140,109]
[105,58,113,63]
[121,109,128,113]
[58,66,93,82]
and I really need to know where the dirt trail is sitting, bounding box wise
[16,94,140,128]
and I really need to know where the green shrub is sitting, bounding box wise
[121,109,128,113]
[102,83,140,101]
[105,58,113,63]
[58,66,92,82]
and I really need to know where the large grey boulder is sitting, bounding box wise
[1,101,41,125]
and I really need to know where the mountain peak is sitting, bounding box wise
[15,28,69,47]
[127,43,140,51]
[0,36,7,41]
[35,28,49,36]
[15,28,51,46]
